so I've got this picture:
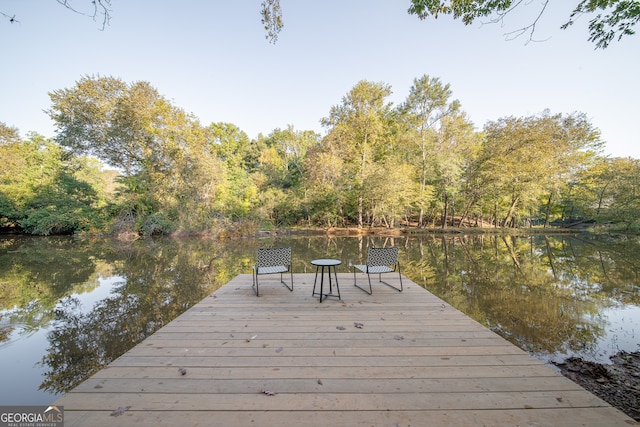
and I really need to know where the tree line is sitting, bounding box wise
[1,74,639,236]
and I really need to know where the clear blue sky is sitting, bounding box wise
[1,1,638,158]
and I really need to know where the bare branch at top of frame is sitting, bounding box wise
[56,0,112,30]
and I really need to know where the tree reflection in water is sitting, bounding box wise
[402,234,640,363]
[0,233,638,400]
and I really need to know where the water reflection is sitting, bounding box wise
[0,233,639,405]
[401,234,640,364]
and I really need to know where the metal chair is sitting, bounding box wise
[252,247,293,296]
[351,247,403,295]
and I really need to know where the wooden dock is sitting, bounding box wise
[55,274,637,426]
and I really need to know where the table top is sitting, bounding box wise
[310,259,341,266]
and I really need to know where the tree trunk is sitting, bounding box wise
[502,196,519,228]
[544,193,553,228]
[442,193,448,229]
[450,204,455,227]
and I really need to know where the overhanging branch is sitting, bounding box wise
[56,0,112,29]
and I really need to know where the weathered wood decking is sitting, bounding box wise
[55,274,636,426]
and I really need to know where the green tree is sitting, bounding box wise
[434,112,481,228]
[321,80,395,228]
[0,133,108,234]
[398,75,462,227]
[573,156,640,228]
[254,126,320,225]
[48,76,219,235]
[478,112,602,227]
[206,123,259,220]
[304,143,348,227]
[0,122,21,145]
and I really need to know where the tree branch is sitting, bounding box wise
[496,0,552,44]
[260,0,283,44]
[562,0,640,49]
[56,0,112,30]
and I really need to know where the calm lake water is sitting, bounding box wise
[1,233,639,405]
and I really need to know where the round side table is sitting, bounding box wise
[311,259,341,302]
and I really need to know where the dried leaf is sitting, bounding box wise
[336,326,346,330]
[110,406,131,417]
[261,388,277,396]
[246,335,258,342]
[317,379,323,385]
[393,335,404,340]
[178,367,187,376]
[354,322,364,329]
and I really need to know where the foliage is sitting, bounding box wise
[474,111,602,227]
[398,75,473,228]
[253,1,637,48]
[0,122,21,145]
[320,80,396,228]
[4,74,639,236]
[0,132,110,235]
[48,77,237,235]
[408,0,638,48]
[563,0,640,48]
[3,1,636,49]
[261,0,283,43]
[573,157,640,228]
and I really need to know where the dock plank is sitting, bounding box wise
[55,273,637,426]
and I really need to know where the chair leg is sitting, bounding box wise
[376,265,403,292]
[353,267,373,295]
[252,271,260,296]
[280,269,293,292]
[377,276,402,292]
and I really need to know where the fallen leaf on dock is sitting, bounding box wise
[336,326,346,330]
[261,389,277,396]
[354,322,364,329]
[110,406,131,417]
[178,367,187,376]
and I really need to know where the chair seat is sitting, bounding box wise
[254,265,289,275]
[352,247,403,295]
[353,264,393,274]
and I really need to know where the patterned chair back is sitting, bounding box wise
[367,247,399,267]
[257,247,291,267]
